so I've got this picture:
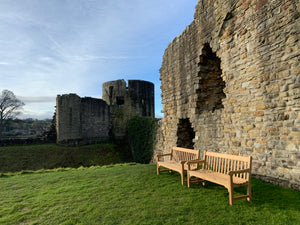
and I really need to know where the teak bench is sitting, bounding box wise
[187,150,252,205]
[157,147,200,185]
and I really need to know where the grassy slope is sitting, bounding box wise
[0,143,124,173]
[0,164,299,225]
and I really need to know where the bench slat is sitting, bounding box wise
[172,147,200,154]
[206,151,251,162]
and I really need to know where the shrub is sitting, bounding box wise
[128,116,158,164]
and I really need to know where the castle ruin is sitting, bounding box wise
[155,0,300,190]
[56,79,154,144]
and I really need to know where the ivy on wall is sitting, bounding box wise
[128,116,158,164]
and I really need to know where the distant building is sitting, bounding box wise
[56,79,154,145]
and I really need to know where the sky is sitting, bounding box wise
[0,0,197,119]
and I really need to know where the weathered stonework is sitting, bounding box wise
[56,94,110,144]
[155,0,300,190]
[56,79,154,144]
[102,80,154,139]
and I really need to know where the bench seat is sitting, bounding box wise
[157,147,200,185]
[188,169,248,187]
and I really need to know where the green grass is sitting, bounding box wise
[0,143,125,173]
[0,164,299,225]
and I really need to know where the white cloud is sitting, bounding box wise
[0,62,10,65]
[18,96,56,103]
[19,108,55,120]
[0,0,197,119]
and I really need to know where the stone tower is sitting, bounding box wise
[102,79,154,139]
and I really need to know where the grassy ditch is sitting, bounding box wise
[0,143,125,173]
[0,163,299,224]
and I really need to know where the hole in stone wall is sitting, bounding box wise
[196,43,226,113]
[176,118,195,149]
[116,96,125,105]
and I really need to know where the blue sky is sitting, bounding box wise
[0,0,197,119]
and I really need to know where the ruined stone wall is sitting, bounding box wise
[81,97,110,140]
[56,94,110,144]
[102,79,154,139]
[156,0,300,190]
[56,94,82,142]
[56,79,154,144]
[128,80,155,117]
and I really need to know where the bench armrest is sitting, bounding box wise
[228,168,251,176]
[157,153,172,161]
[187,159,205,170]
[180,160,187,165]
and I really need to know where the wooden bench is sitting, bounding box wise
[187,150,252,205]
[157,147,200,185]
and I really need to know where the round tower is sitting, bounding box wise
[102,79,154,139]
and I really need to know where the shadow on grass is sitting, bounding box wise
[250,179,300,209]
[0,143,128,173]
[186,175,300,209]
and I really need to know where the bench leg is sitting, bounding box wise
[157,164,160,175]
[181,172,185,185]
[187,172,191,188]
[247,183,252,202]
[228,186,234,205]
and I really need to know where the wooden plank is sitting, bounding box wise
[205,151,250,162]
[209,155,212,170]
[233,160,236,175]
[226,158,230,173]
[172,147,199,154]
[233,195,249,200]
[213,156,216,171]
[221,158,225,174]
[217,157,221,173]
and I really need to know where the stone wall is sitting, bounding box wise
[102,79,154,139]
[56,94,110,144]
[81,97,111,140]
[155,0,300,190]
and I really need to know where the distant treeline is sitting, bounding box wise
[1,118,52,138]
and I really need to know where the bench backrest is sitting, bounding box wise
[171,147,200,169]
[203,150,252,181]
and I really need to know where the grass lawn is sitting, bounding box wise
[0,163,299,225]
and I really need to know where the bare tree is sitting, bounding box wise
[0,90,24,137]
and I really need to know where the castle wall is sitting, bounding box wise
[156,0,300,190]
[56,94,82,142]
[128,80,155,118]
[56,79,154,143]
[102,79,154,138]
[81,97,111,140]
[56,94,110,144]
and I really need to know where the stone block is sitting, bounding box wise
[256,104,267,110]
[255,111,264,117]
[286,143,297,151]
